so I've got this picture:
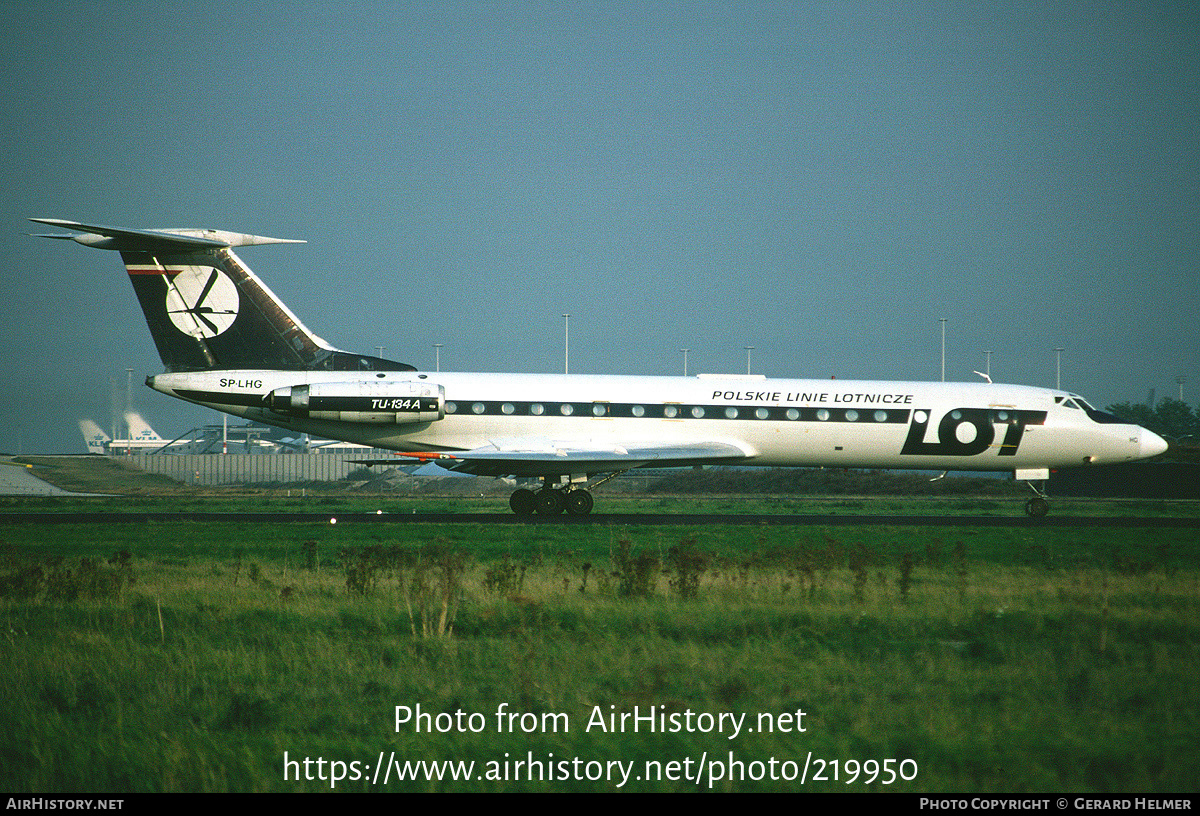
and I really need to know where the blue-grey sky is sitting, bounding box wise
[2,1,1197,453]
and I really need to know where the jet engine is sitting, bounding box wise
[265,380,444,424]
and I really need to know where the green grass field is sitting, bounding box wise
[5,490,1199,520]
[1,500,1197,792]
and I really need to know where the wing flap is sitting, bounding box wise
[431,441,753,477]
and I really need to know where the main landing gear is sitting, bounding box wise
[509,473,614,516]
[509,485,594,516]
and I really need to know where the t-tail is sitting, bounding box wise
[30,218,348,372]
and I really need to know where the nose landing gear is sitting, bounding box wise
[1024,496,1049,518]
[1024,482,1050,518]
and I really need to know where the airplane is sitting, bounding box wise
[32,217,1169,517]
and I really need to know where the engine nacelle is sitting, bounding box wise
[266,380,445,424]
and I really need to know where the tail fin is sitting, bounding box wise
[123,412,162,442]
[32,219,338,371]
[79,419,111,454]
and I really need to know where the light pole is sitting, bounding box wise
[433,344,442,372]
[744,346,755,375]
[680,348,690,376]
[939,319,947,382]
[125,368,133,438]
[984,350,992,379]
[1054,348,1064,390]
[563,314,570,375]
[375,346,384,358]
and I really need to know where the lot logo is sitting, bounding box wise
[165,266,239,338]
[901,408,1044,457]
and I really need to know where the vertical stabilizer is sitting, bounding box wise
[123,412,162,442]
[121,246,335,370]
[79,419,111,454]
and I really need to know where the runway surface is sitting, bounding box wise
[2,511,1197,527]
[0,457,102,497]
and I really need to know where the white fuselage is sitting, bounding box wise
[148,369,1163,474]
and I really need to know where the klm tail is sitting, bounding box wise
[30,219,400,373]
[78,419,111,454]
[123,412,163,442]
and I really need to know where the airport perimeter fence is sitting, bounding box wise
[128,453,394,486]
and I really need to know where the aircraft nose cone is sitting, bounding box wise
[1139,428,1169,459]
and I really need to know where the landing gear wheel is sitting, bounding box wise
[1025,497,1049,518]
[510,488,537,516]
[534,489,565,515]
[564,489,594,516]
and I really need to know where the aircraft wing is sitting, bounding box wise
[363,440,754,477]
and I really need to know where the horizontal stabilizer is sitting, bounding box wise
[29,218,304,251]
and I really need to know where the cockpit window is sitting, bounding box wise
[1059,394,1109,420]
[1086,407,1126,424]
